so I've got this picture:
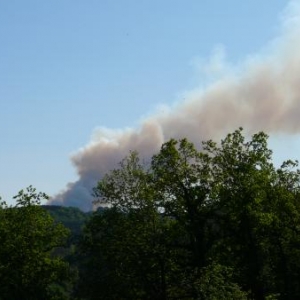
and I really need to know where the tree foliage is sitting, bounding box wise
[0,186,72,300]
[77,128,300,299]
[2,129,300,299]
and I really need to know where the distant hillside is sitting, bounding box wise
[42,205,91,236]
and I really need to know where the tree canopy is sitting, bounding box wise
[2,129,300,299]
[0,186,73,300]
[78,129,300,299]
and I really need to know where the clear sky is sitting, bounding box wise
[1,0,297,205]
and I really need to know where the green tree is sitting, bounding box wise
[151,138,213,268]
[201,129,300,299]
[80,143,243,299]
[0,186,72,300]
[79,129,300,299]
[196,263,249,300]
[78,154,189,299]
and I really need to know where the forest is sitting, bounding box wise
[1,128,300,300]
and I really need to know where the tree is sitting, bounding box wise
[0,186,72,300]
[78,154,189,299]
[79,129,300,299]
[201,129,300,299]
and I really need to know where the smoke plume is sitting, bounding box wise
[49,1,300,211]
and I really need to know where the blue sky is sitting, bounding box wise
[0,0,296,205]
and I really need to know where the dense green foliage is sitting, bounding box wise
[43,205,91,236]
[77,129,300,299]
[2,129,300,299]
[0,187,73,300]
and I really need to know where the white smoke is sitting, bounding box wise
[49,1,300,211]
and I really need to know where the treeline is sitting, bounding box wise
[1,128,300,299]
